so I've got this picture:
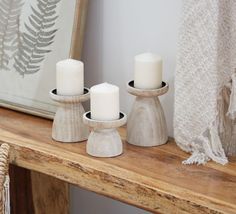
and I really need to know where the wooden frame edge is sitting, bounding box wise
[70,0,89,59]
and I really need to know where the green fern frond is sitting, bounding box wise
[0,0,23,71]
[14,0,61,76]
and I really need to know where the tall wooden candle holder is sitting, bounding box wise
[50,88,90,143]
[127,81,169,147]
[83,112,127,157]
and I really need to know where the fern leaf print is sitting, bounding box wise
[14,0,61,76]
[0,0,23,71]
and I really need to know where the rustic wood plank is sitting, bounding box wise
[9,165,69,214]
[0,107,236,214]
[31,171,69,214]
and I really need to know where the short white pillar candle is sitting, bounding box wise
[134,53,162,89]
[56,59,84,96]
[90,83,120,121]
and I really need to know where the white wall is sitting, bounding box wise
[71,0,182,213]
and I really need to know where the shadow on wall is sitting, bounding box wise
[82,0,105,87]
[82,0,104,111]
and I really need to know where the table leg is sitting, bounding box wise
[9,165,69,214]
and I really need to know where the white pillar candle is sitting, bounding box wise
[90,83,120,121]
[134,53,162,89]
[56,59,84,96]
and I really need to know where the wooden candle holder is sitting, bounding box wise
[83,112,127,157]
[127,81,169,147]
[50,88,90,143]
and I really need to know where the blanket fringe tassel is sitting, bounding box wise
[182,73,236,165]
[182,123,228,165]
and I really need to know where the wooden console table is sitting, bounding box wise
[0,107,235,214]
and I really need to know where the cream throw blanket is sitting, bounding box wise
[174,0,236,165]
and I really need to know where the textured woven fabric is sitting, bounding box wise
[174,0,236,165]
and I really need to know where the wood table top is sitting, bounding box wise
[0,107,235,214]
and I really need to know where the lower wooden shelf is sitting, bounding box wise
[0,107,235,214]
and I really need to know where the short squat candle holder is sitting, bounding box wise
[127,81,169,147]
[50,88,90,143]
[83,112,127,157]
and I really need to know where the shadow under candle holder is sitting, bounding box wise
[127,80,169,147]
[50,88,90,143]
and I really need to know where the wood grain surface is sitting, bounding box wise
[31,171,69,214]
[70,0,88,60]
[127,80,168,147]
[127,97,168,147]
[83,112,127,157]
[0,108,236,214]
[50,88,90,143]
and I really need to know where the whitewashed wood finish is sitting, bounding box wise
[83,112,127,157]
[50,88,90,143]
[127,81,169,147]
[127,81,169,97]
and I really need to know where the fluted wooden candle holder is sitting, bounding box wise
[83,112,127,157]
[127,81,169,147]
[50,88,90,143]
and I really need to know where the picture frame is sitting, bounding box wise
[0,0,88,119]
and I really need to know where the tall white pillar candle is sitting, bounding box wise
[134,53,162,89]
[90,83,120,121]
[56,59,84,95]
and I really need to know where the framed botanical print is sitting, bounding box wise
[0,0,88,118]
